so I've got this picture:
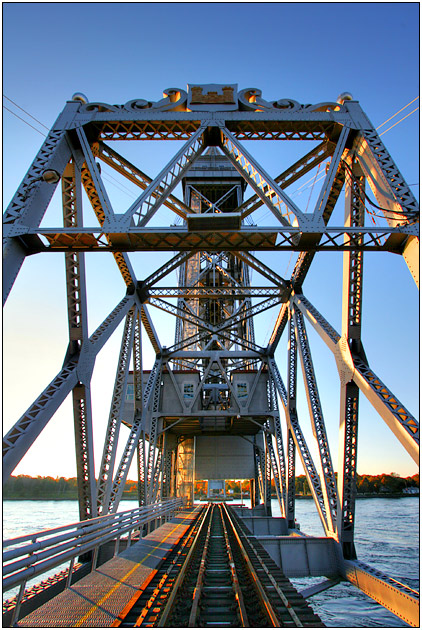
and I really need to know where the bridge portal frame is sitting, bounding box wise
[3,84,419,625]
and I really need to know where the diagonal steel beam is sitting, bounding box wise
[215,295,283,335]
[233,251,288,287]
[119,126,206,227]
[238,140,336,219]
[97,141,190,220]
[220,126,309,228]
[2,356,79,480]
[96,307,137,514]
[313,126,350,222]
[108,358,162,512]
[137,303,162,355]
[3,104,78,305]
[148,296,214,334]
[3,294,135,480]
[293,292,419,462]
[268,357,330,533]
[294,306,338,533]
[80,161,136,288]
[142,251,198,288]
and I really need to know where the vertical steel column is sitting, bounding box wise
[253,441,264,505]
[265,435,272,516]
[266,374,286,517]
[175,437,195,506]
[161,433,173,499]
[137,435,146,507]
[286,311,297,528]
[286,431,296,528]
[151,439,163,503]
[62,161,96,520]
[337,158,365,559]
[145,363,163,503]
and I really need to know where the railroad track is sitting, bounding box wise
[113,503,324,627]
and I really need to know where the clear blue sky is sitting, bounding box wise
[3,2,419,480]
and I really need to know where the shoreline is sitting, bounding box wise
[4,494,418,502]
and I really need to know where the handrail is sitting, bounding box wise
[3,499,178,549]
[4,502,174,560]
[3,498,183,593]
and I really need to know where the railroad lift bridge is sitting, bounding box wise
[3,84,419,627]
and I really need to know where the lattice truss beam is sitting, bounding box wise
[3,84,418,566]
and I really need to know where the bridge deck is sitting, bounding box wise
[17,507,201,628]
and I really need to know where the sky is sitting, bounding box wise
[3,2,419,484]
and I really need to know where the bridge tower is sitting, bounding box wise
[169,147,271,510]
[3,84,419,623]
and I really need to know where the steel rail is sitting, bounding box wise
[157,503,212,627]
[221,503,282,627]
[219,504,250,626]
[187,504,214,627]
[226,506,305,627]
[129,504,210,627]
[160,502,285,627]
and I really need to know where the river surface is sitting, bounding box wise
[3,497,419,627]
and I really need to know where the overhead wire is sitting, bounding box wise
[254,96,419,225]
[341,159,418,221]
[3,95,140,200]
[3,105,47,137]
[376,96,419,130]
[3,95,50,130]
[379,107,419,137]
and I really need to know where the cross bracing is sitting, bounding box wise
[2,84,419,624]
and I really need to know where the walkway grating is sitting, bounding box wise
[17,508,200,628]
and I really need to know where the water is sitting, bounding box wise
[3,497,419,627]
[282,498,419,627]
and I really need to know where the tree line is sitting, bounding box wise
[3,472,418,500]
[3,476,139,500]
[293,473,419,496]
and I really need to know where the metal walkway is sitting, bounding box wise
[16,508,201,628]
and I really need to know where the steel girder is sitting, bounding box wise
[108,359,162,512]
[337,158,365,559]
[15,224,418,254]
[96,307,136,514]
[293,293,419,461]
[286,312,297,529]
[268,358,331,534]
[3,294,134,480]
[62,160,97,520]
[293,306,338,533]
[3,87,419,624]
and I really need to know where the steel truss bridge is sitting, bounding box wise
[3,84,419,627]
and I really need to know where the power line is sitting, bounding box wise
[3,105,47,137]
[3,95,50,130]
[379,107,419,137]
[102,174,137,199]
[376,97,419,130]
